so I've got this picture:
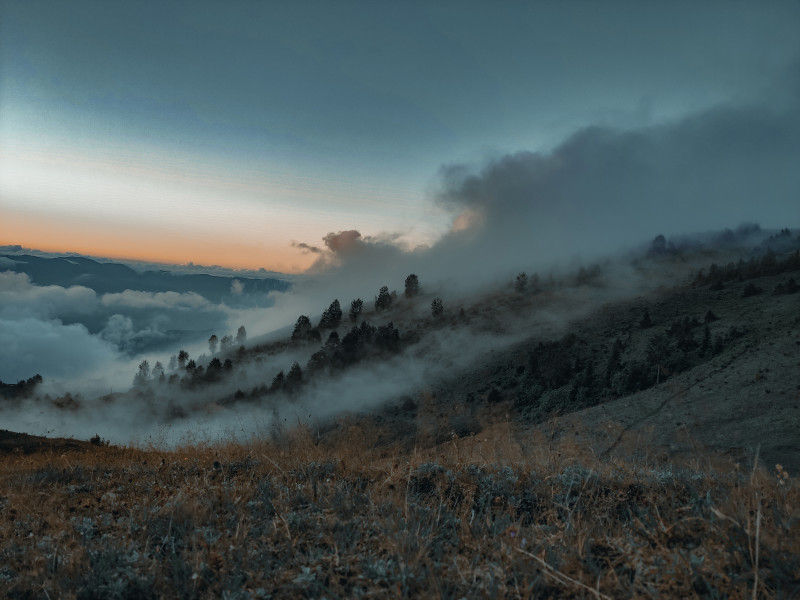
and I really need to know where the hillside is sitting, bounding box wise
[1,244,798,597]
[416,264,799,466]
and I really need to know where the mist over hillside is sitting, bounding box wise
[2,225,798,452]
[3,4,800,597]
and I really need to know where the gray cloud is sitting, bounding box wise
[0,271,99,320]
[0,271,239,381]
[100,290,213,311]
[0,316,119,382]
[295,88,800,295]
[291,241,323,254]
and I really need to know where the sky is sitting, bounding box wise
[1,1,799,272]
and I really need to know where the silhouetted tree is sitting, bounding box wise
[168,355,177,372]
[152,361,165,383]
[220,335,233,351]
[431,297,444,317]
[375,286,392,311]
[375,322,400,353]
[515,272,528,293]
[639,309,653,329]
[223,359,233,370]
[292,315,313,341]
[325,331,340,348]
[185,359,196,372]
[404,274,420,298]
[177,350,189,369]
[286,362,303,388]
[208,335,218,354]
[0,374,44,400]
[270,370,285,391]
[319,299,343,329]
[649,234,667,256]
[349,298,363,322]
[307,349,329,372]
[207,358,223,379]
[647,334,671,384]
[236,325,247,345]
[133,360,150,387]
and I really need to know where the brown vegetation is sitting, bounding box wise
[1,418,797,598]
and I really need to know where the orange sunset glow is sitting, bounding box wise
[1,211,317,273]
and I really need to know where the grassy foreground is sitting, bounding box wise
[0,421,798,599]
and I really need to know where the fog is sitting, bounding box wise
[246,73,800,336]
[1,263,656,446]
[1,66,798,444]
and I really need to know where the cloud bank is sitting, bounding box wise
[292,88,800,299]
[0,271,246,382]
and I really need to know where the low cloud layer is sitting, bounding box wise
[0,316,119,383]
[0,271,245,382]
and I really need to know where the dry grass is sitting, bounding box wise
[0,418,798,599]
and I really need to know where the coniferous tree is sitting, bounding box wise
[649,234,667,256]
[292,315,313,341]
[515,272,528,293]
[375,286,392,310]
[133,360,150,387]
[404,274,420,298]
[208,335,218,354]
[287,362,303,388]
[349,298,363,323]
[236,325,247,345]
[270,370,285,391]
[319,299,343,328]
[431,297,444,317]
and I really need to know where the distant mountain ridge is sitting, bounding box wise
[0,254,290,303]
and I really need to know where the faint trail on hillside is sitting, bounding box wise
[599,347,751,458]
